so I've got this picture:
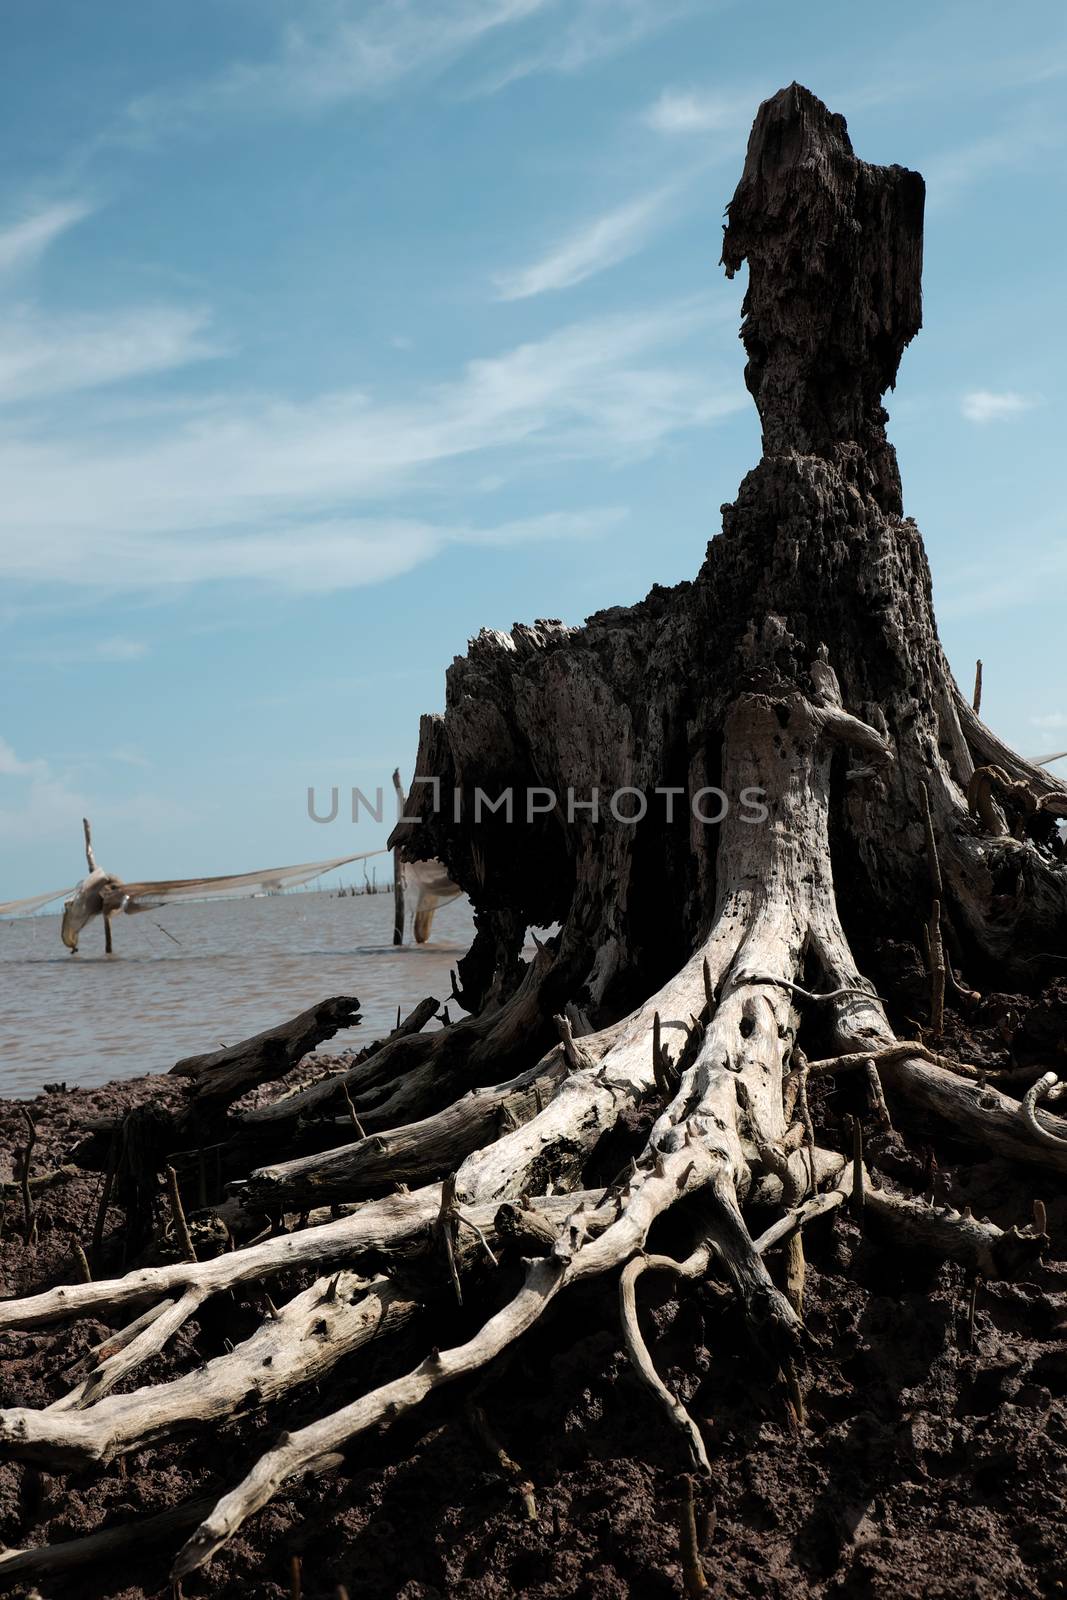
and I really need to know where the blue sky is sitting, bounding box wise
[1,0,1065,899]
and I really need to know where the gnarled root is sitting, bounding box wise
[2,684,1059,1584]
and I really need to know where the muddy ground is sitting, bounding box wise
[0,984,1065,1599]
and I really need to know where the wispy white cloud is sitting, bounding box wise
[120,0,696,132]
[104,746,150,770]
[924,110,1066,206]
[0,735,86,846]
[0,734,184,849]
[476,0,694,93]
[0,736,46,779]
[0,304,219,406]
[493,185,678,300]
[95,637,149,662]
[2,511,624,596]
[19,636,151,664]
[961,389,1038,424]
[0,194,220,407]
[643,87,747,135]
[0,299,742,594]
[0,201,94,275]
[124,0,551,131]
[1030,711,1067,730]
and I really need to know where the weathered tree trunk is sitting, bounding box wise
[3,85,1064,1586]
[393,86,1065,1012]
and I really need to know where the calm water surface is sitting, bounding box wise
[0,891,477,1096]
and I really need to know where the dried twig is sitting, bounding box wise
[339,1079,367,1139]
[437,1174,464,1305]
[864,1060,893,1130]
[919,783,945,1035]
[850,1116,864,1224]
[794,1063,816,1195]
[553,1012,591,1071]
[679,1474,709,1595]
[467,1403,537,1520]
[651,1011,676,1099]
[806,1042,1006,1080]
[91,1136,119,1268]
[165,1167,198,1264]
[19,1109,38,1247]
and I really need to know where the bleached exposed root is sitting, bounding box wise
[5,690,828,1575]
[1020,1072,1067,1150]
[0,1272,415,1469]
[168,692,830,1577]
[620,1249,715,1474]
[47,1287,207,1414]
[750,1185,847,1255]
[237,939,559,1132]
[171,1252,570,1579]
[0,1194,605,1472]
[803,1042,1041,1084]
[955,689,1067,803]
[244,1048,577,1212]
[0,1187,445,1330]
[619,1181,850,1479]
[173,1122,777,1580]
[863,1182,1044,1278]
[806,900,1067,1174]
[4,685,1058,1583]
[827,1153,1044,1278]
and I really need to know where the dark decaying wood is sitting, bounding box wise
[171,996,363,1104]
[2,84,1064,1584]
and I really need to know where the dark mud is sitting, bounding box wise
[1,990,1066,1599]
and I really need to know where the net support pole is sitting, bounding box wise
[392,769,406,947]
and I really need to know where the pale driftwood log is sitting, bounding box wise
[171,996,362,1104]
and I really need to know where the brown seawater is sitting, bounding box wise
[0,890,476,1095]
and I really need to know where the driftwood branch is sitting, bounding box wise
[171,996,363,1105]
